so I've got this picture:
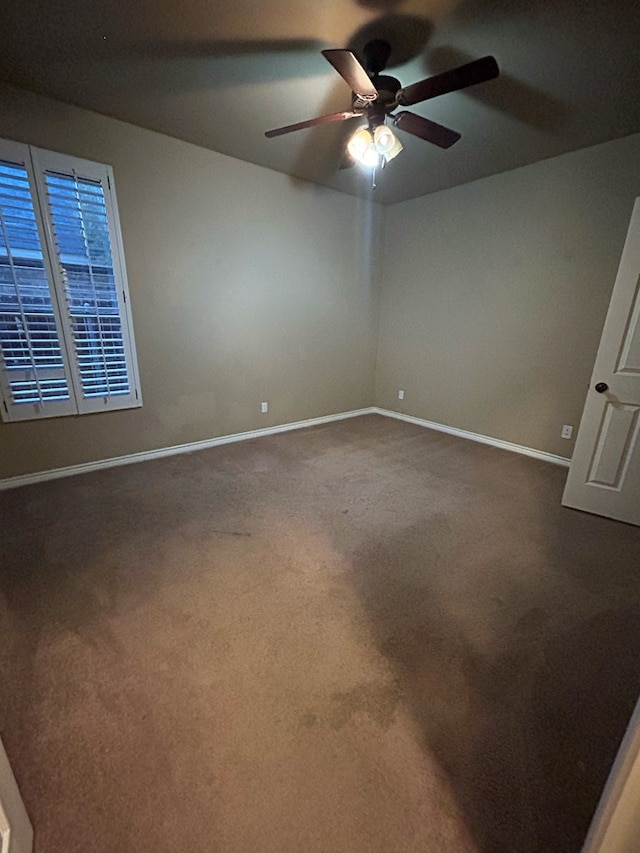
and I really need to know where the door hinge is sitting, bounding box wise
[122,290,127,303]
[107,174,111,190]
[2,399,8,414]
[135,388,139,401]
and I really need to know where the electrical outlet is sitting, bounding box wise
[398,389,405,400]
[561,424,573,439]
[261,401,268,413]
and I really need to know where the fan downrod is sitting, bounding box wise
[362,40,391,76]
[358,40,400,108]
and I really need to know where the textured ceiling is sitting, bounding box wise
[1,0,640,204]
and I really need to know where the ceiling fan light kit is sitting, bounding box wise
[265,41,499,180]
[346,124,403,169]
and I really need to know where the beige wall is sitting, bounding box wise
[3,82,640,479]
[376,133,640,457]
[0,84,382,479]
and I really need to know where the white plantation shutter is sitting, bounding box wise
[0,140,141,422]
[0,140,76,420]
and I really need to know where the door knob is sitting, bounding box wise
[595,382,609,393]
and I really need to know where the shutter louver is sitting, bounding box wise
[0,159,70,407]
[44,171,131,400]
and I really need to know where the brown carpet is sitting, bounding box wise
[1,414,640,853]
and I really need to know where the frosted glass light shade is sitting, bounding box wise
[347,128,372,161]
[374,125,395,155]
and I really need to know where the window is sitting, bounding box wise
[0,139,141,422]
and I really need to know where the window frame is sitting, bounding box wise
[0,138,77,420]
[0,139,142,422]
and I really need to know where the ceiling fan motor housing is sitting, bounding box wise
[351,75,401,119]
[372,75,401,105]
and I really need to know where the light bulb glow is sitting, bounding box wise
[347,128,372,161]
[347,124,402,170]
[374,125,395,155]
[361,143,380,168]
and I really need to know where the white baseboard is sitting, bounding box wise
[0,408,376,491]
[0,405,570,491]
[373,407,572,468]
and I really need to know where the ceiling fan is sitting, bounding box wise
[265,40,499,168]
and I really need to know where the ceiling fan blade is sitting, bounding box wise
[321,49,378,100]
[392,111,461,149]
[265,110,361,138]
[396,55,499,107]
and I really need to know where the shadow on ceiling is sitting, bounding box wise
[426,46,566,131]
[292,13,435,179]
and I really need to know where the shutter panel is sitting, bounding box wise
[32,150,141,414]
[0,143,77,421]
[0,142,141,422]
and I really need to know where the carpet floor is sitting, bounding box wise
[1,414,640,852]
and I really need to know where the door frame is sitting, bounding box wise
[582,692,640,852]
[1,797,10,853]
[0,738,32,853]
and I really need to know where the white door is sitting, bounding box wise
[563,198,640,525]
[0,738,32,853]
